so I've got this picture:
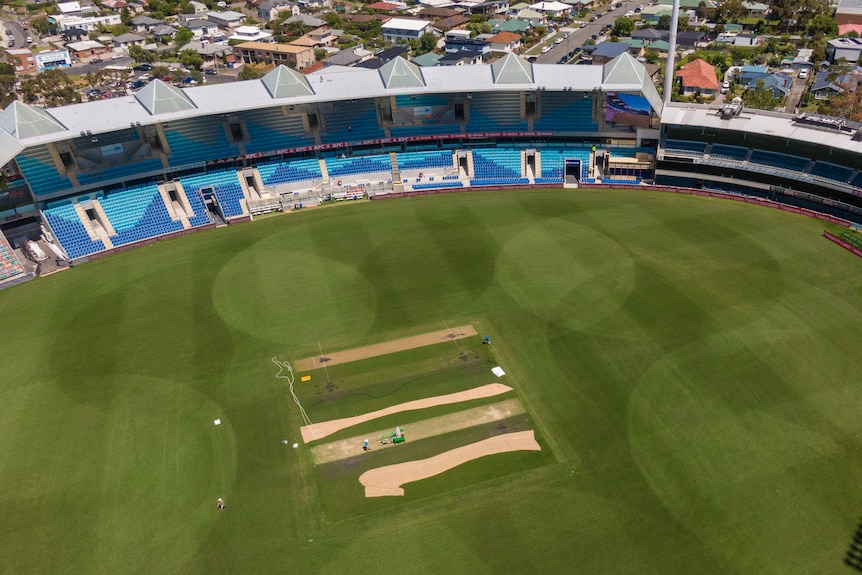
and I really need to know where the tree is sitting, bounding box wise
[0,63,16,110]
[613,16,634,37]
[174,28,193,50]
[179,49,204,70]
[128,44,155,64]
[807,13,837,37]
[314,48,327,61]
[419,32,437,53]
[695,0,710,20]
[714,0,746,23]
[745,78,779,110]
[30,15,50,36]
[239,66,262,80]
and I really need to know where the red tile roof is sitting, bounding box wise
[675,58,719,91]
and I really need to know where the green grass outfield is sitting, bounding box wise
[1,188,862,574]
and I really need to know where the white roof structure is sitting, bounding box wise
[0,54,660,154]
[381,18,431,31]
[660,103,862,155]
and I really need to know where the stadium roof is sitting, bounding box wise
[134,80,197,115]
[378,56,425,89]
[491,52,533,84]
[3,54,662,147]
[261,65,315,98]
[0,101,68,139]
[660,103,862,155]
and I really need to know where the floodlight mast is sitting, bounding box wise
[662,0,682,105]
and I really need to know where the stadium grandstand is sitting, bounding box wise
[1,50,862,282]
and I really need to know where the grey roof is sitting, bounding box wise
[114,33,146,43]
[379,56,425,89]
[151,25,178,35]
[0,101,68,140]
[261,65,315,98]
[593,42,629,58]
[285,14,325,27]
[134,80,197,115]
[603,52,662,116]
[131,16,164,25]
[491,52,533,84]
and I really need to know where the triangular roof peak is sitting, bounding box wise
[133,79,197,115]
[491,52,533,84]
[378,56,425,89]
[0,101,68,140]
[261,65,315,98]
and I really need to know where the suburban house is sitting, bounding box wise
[381,18,436,43]
[835,0,862,26]
[323,46,373,66]
[257,0,300,21]
[185,19,224,40]
[130,15,164,34]
[65,40,109,60]
[746,73,793,98]
[676,58,720,95]
[486,31,522,53]
[733,33,762,47]
[827,37,862,63]
[434,15,472,31]
[206,10,246,28]
[236,41,315,70]
[742,1,769,15]
[4,48,38,74]
[112,33,147,49]
[229,26,274,43]
[438,50,483,65]
[444,30,491,57]
[528,1,572,17]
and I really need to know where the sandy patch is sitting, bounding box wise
[359,430,541,497]
[310,398,524,464]
[294,325,478,371]
[300,383,512,443]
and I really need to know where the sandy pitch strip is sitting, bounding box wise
[294,325,478,372]
[310,398,524,464]
[359,430,541,497]
[300,383,512,443]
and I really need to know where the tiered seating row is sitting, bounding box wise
[809,161,853,183]
[390,124,461,137]
[42,203,106,259]
[257,158,322,186]
[99,183,183,246]
[17,151,73,196]
[321,101,384,143]
[164,117,240,167]
[395,151,454,171]
[709,144,749,161]
[534,93,598,132]
[78,159,163,185]
[663,140,707,157]
[749,150,809,172]
[325,155,392,177]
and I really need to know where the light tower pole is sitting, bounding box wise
[662,0,681,104]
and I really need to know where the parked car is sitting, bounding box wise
[90,58,103,64]
[721,81,730,94]
[555,37,564,44]
[111,53,123,60]
[798,69,809,79]
[204,68,218,75]
[26,36,32,43]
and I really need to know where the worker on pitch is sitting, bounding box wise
[362,439,370,451]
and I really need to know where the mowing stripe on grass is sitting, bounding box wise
[310,398,525,464]
[359,430,541,497]
[294,324,478,371]
[300,383,512,442]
